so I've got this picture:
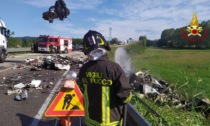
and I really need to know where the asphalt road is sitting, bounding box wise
[0,51,85,126]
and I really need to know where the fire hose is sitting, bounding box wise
[123,104,127,126]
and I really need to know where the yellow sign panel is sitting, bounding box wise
[54,89,84,111]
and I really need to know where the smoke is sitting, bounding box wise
[114,47,133,78]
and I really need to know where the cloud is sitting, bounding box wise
[48,22,87,38]
[21,0,104,9]
[20,0,210,40]
[92,0,210,40]
[69,0,104,10]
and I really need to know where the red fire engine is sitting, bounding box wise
[37,35,72,53]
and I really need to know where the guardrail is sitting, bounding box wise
[7,47,31,52]
[127,103,151,126]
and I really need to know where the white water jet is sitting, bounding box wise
[114,47,133,78]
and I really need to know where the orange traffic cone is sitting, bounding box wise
[60,117,74,126]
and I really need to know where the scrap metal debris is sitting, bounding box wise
[1,54,85,102]
[14,82,25,89]
[25,54,85,71]
[14,89,28,101]
[3,74,54,101]
[7,89,22,96]
[30,79,42,88]
[131,71,210,118]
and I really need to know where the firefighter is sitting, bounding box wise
[31,40,38,53]
[77,30,132,126]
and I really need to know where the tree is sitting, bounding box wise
[22,38,33,47]
[72,38,82,45]
[139,36,147,46]
[157,19,210,49]
[110,38,119,44]
[7,37,22,48]
[146,39,157,47]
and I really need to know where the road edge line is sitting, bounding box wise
[30,70,69,126]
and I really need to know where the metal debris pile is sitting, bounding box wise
[1,54,85,101]
[131,71,210,118]
[25,54,84,71]
[1,72,55,101]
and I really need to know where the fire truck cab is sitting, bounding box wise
[37,35,72,53]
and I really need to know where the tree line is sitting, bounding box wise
[7,37,83,48]
[8,20,210,49]
[130,20,210,49]
[8,37,36,48]
[156,20,210,49]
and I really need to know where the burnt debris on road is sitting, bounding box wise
[0,54,86,102]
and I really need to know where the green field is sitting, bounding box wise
[109,44,210,125]
[127,46,210,98]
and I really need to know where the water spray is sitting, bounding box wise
[114,47,136,83]
[114,48,132,76]
[114,47,168,125]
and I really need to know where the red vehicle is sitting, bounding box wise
[37,35,72,53]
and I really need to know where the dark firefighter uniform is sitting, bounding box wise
[78,55,132,126]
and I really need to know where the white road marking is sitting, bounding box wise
[0,67,12,73]
[30,70,69,126]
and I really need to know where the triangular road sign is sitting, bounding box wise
[45,80,85,117]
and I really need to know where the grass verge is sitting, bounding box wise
[111,42,210,125]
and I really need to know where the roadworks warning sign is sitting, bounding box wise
[45,81,85,117]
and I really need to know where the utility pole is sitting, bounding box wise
[109,27,112,41]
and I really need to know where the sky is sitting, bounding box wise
[0,0,210,41]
